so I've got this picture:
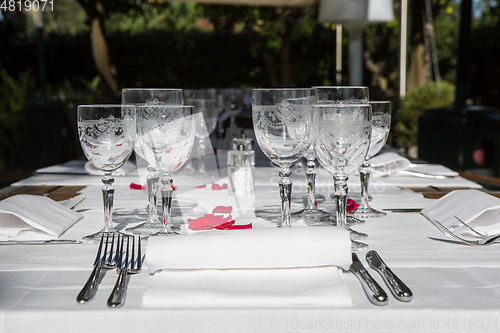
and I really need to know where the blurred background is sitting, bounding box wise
[1,0,500,183]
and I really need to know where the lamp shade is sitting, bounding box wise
[318,0,394,24]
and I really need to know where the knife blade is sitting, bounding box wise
[349,253,388,306]
[382,208,422,213]
[366,250,413,302]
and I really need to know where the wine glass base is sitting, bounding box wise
[347,226,368,240]
[255,206,304,224]
[348,206,387,219]
[125,221,164,236]
[82,229,120,243]
[317,215,365,226]
[351,240,369,251]
[153,229,180,236]
[292,208,331,219]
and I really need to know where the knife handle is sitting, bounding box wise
[366,250,413,302]
[351,268,388,306]
[376,266,413,302]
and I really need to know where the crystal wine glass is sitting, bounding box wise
[136,105,195,235]
[252,88,313,227]
[185,99,218,176]
[77,105,136,242]
[312,86,368,226]
[122,88,184,235]
[313,103,372,250]
[349,101,392,218]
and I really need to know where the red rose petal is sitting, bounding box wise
[346,199,360,212]
[211,183,228,190]
[214,220,236,230]
[130,183,145,190]
[188,216,214,230]
[212,205,233,214]
[227,223,252,230]
[196,184,207,189]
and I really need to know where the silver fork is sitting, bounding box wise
[107,234,142,308]
[433,219,500,246]
[77,232,117,303]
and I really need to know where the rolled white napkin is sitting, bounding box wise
[143,227,352,308]
[421,190,500,237]
[0,195,83,241]
[146,227,351,272]
[369,152,411,176]
[84,161,136,176]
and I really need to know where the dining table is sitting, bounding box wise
[1,143,500,333]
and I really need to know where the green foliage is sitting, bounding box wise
[48,76,102,104]
[106,2,204,34]
[37,0,87,35]
[394,81,455,149]
[0,68,35,172]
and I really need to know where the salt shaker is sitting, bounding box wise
[227,138,255,196]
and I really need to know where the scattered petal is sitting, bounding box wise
[227,223,252,230]
[130,183,145,190]
[211,183,228,190]
[188,216,213,230]
[346,199,360,212]
[212,205,233,214]
[196,184,207,189]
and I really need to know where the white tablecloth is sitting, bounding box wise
[2,153,500,333]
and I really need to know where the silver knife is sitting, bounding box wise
[382,208,422,213]
[349,253,388,306]
[400,169,457,179]
[0,240,81,245]
[366,250,413,302]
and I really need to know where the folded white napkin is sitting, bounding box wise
[404,164,458,177]
[143,227,352,308]
[84,160,136,176]
[369,152,411,176]
[0,195,83,241]
[421,190,500,237]
[369,152,459,177]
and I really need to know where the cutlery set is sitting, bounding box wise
[433,218,500,246]
[350,250,412,306]
[77,233,142,308]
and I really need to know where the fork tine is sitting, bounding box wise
[93,233,106,265]
[104,233,116,268]
[137,236,142,271]
[433,219,476,246]
[454,216,488,238]
[131,236,135,269]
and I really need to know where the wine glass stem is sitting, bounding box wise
[359,160,371,209]
[101,174,115,231]
[146,166,159,223]
[306,158,316,211]
[279,167,292,227]
[334,174,348,228]
[198,138,206,175]
[160,174,174,234]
